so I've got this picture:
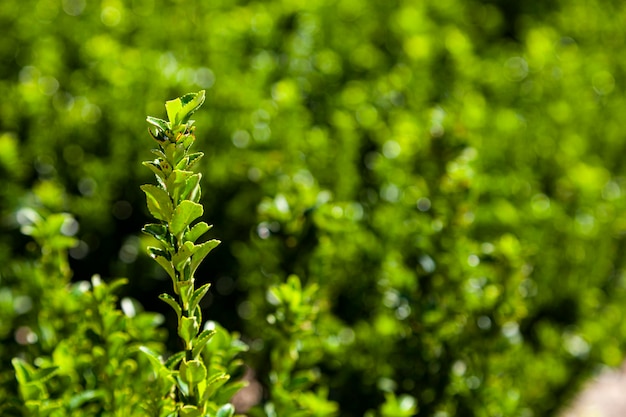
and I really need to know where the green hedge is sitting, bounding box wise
[2,0,626,415]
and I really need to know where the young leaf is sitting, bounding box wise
[172,241,196,271]
[150,148,168,160]
[177,90,206,125]
[192,329,216,359]
[184,222,212,244]
[165,97,183,127]
[188,283,211,315]
[181,173,202,203]
[142,160,164,181]
[178,279,194,306]
[166,169,194,204]
[146,116,170,133]
[179,316,199,345]
[180,359,207,387]
[164,142,178,167]
[141,184,174,222]
[201,372,230,402]
[169,200,203,236]
[159,293,182,321]
[189,239,221,278]
[185,152,204,170]
[148,246,170,260]
[164,350,186,370]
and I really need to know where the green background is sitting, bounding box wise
[2,0,626,415]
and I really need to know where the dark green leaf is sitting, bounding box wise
[143,223,170,245]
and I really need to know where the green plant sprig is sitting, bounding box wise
[141,90,236,417]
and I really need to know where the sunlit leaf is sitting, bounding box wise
[169,200,203,236]
[141,184,173,222]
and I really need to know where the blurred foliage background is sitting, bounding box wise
[2,0,626,415]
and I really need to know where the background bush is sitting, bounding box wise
[2,0,626,415]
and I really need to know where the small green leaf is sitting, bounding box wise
[150,148,168,160]
[166,169,193,204]
[189,239,220,278]
[143,223,170,245]
[192,329,216,359]
[165,97,183,127]
[143,160,166,181]
[181,173,202,203]
[176,90,206,126]
[148,246,170,260]
[159,293,182,321]
[189,283,211,315]
[178,280,194,306]
[179,316,199,345]
[170,200,203,236]
[201,372,230,402]
[172,241,196,272]
[141,184,173,222]
[184,222,212,244]
[181,151,204,170]
[180,359,207,387]
[164,350,186,370]
[164,142,178,167]
[216,403,235,417]
[146,116,170,133]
